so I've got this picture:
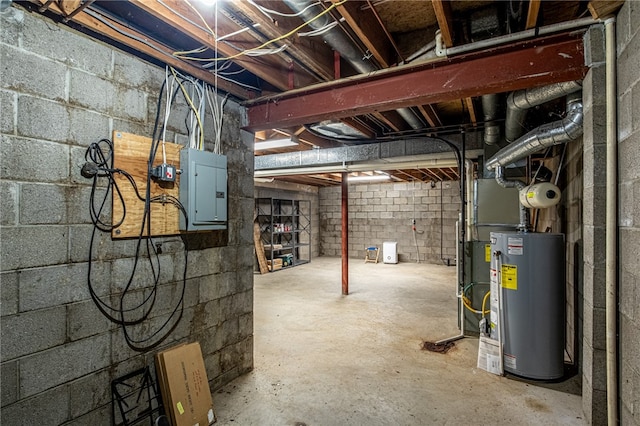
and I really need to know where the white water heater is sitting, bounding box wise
[383,241,398,264]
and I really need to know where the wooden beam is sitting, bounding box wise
[341,118,377,139]
[587,0,625,19]
[245,33,588,131]
[228,1,335,81]
[38,1,255,99]
[59,0,81,15]
[334,0,395,67]
[130,0,316,91]
[420,168,443,181]
[464,97,477,124]
[432,0,454,48]
[372,111,407,133]
[417,105,442,128]
[439,168,456,180]
[525,0,541,29]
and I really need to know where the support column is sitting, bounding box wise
[341,172,349,295]
[581,24,608,425]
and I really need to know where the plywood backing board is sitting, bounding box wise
[112,131,182,238]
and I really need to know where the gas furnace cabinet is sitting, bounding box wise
[490,232,565,380]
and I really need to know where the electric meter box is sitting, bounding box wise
[179,148,227,231]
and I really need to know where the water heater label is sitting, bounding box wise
[485,244,491,262]
[501,264,518,290]
[504,353,517,370]
[507,237,523,255]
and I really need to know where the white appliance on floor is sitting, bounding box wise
[383,241,398,264]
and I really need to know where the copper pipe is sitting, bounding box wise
[341,172,349,295]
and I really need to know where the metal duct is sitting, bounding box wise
[482,94,500,145]
[494,166,529,231]
[283,0,424,130]
[486,94,583,170]
[505,81,582,142]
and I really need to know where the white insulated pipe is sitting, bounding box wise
[605,17,618,426]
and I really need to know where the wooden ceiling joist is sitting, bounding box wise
[526,0,542,29]
[334,0,395,67]
[432,0,454,48]
[130,0,316,92]
[228,1,335,81]
[36,0,255,99]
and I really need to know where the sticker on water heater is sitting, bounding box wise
[501,264,518,290]
[504,353,517,370]
[507,237,523,255]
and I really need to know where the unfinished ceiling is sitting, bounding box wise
[24,0,622,185]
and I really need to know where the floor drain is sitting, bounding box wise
[422,341,455,354]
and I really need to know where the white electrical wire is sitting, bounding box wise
[243,45,289,56]
[247,0,324,18]
[298,19,343,37]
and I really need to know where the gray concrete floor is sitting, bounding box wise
[213,257,584,425]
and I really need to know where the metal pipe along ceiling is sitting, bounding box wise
[485,93,583,170]
[282,0,424,130]
[505,80,583,143]
[482,94,501,145]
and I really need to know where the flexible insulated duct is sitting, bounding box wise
[283,0,424,130]
[505,81,582,142]
[485,94,583,170]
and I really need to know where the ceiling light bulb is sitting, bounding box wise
[198,0,217,5]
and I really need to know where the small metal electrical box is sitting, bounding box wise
[179,148,227,231]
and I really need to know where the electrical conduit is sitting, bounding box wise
[605,17,618,426]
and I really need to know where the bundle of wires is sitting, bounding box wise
[163,66,228,154]
[85,78,190,352]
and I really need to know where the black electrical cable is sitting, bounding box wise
[85,76,193,351]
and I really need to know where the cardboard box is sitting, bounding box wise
[155,342,215,426]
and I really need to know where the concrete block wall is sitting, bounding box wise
[617,2,640,424]
[254,181,320,260]
[581,24,608,425]
[318,180,460,264]
[0,8,253,425]
[561,136,584,373]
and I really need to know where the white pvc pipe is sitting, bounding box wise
[436,17,599,58]
[605,17,618,426]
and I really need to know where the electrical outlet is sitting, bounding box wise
[152,163,177,182]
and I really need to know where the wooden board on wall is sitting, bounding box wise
[112,131,182,239]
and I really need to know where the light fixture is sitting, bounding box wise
[197,0,217,5]
[254,138,298,151]
[349,173,391,182]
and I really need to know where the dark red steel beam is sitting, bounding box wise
[341,172,349,296]
[245,33,588,131]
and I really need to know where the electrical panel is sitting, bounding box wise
[179,148,227,231]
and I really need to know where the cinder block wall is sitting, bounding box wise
[581,24,608,425]
[254,181,320,259]
[617,2,640,424]
[0,8,253,424]
[561,135,584,375]
[318,180,460,264]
